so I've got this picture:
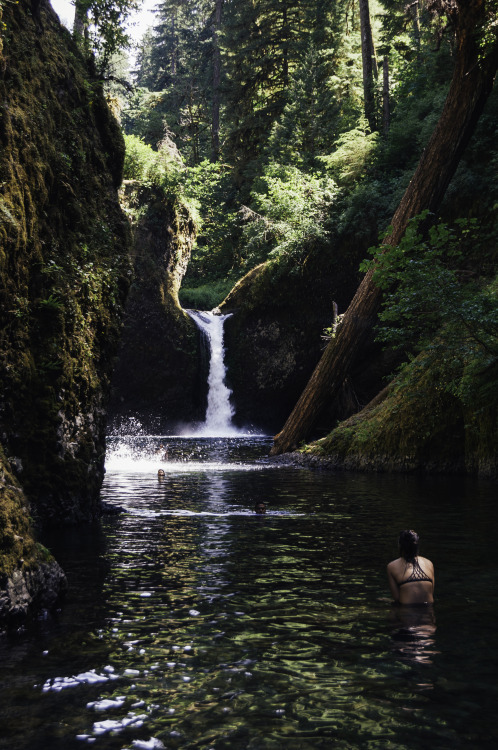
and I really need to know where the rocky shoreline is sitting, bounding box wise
[267,450,473,475]
[0,560,67,630]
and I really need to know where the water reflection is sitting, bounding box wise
[1,438,498,749]
[389,605,438,665]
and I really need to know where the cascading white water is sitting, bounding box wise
[187,310,239,436]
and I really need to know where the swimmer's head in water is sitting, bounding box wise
[254,502,266,514]
[398,529,419,560]
[158,469,165,477]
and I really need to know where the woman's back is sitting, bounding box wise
[387,555,434,605]
[387,530,435,605]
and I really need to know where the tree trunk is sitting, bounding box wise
[73,0,89,44]
[270,0,498,456]
[282,1,289,90]
[172,16,177,77]
[411,0,421,48]
[359,0,376,131]
[382,56,390,134]
[211,0,223,162]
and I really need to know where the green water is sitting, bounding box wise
[1,437,497,749]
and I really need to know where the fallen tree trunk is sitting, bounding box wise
[270,0,498,455]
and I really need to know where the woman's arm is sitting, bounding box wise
[429,560,435,595]
[387,563,400,602]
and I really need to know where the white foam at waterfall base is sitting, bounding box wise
[186,310,247,437]
[104,445,265,474]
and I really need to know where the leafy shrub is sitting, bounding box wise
[123,134,182,187]
[240,162,337,271]
[319,118,379,187]
[362,212,498,406]
[179,279,234,311]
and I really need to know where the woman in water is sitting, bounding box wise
[387,529,434,605]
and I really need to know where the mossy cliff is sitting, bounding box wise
[0,445,66,624]
[0,0,132,619]
[293,349,498,478]
[108,182,200,433]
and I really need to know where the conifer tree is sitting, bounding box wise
[271,0,498,455]
[222,0,348,184]
[134,0,214,162]
[266,44,339,169]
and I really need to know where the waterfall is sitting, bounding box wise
[187,310,239,436]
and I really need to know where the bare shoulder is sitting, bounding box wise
[387,557,403,574]
[419,556,434,571]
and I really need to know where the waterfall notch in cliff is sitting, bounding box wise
[187,310,238,436]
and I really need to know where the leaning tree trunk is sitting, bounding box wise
[270,0,498,456]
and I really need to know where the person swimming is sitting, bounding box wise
[387,529,434,605]
[254,502,266,514]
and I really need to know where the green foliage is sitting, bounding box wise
[380,79,448,174]
[35,542,54,563]
[123,134,163,181]
[179,279,234,311]
[75,0,140,75]
[362,212,498,406]
[222,0,352,184]
[319,119,380,187]
[133,0,213,165]
[121,88,168,147]
[241,162,337,271]
[266,43,345,170]
[123,133,184,194]
[38,293,64,312]
[180,160,239,283]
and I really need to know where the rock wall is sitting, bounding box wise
[219,248,391,435]
[0,0,131,621]
[0,446,66,624]
[107,182,201,433]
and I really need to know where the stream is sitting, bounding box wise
[1,435,498,749]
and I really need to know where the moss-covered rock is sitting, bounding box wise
[0,0,131,523]
[108,182,200,432]
[0,0,132,618]
[299,351,498,478]
[0,445,66,625]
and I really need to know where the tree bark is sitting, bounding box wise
[282,1,289,90]
[411,0,421,48]
[359,0,377,130]
[270,0,498,456]
[171,14,177,77]
[382,56,390,134]
[73,0,89,44]
[211,0,223,162]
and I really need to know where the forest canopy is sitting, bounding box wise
[104,1,493,304]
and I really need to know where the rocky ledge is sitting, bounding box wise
[0,560,67,630]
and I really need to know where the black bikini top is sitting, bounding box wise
[399,557,433,586]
